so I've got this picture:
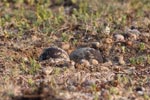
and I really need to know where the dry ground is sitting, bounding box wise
[0,0,150,100]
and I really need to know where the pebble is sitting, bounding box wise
[42,67,53,75]
[104,25,111,36]
[127,28,141,34]
[90,59,99,65]
[126,41,133,46]
[80,59,90,66]
[118,55,125,65]
[23,57,28,62]
[91,42,100,49]
[114,34,125,42]
[135,87,145,95]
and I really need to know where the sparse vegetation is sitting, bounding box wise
[0,0,150,100]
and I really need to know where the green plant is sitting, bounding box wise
[93,93,99,100]
[72,39,78,46]
[91,83,97,92]
[109,87,119,95]
[53,68,61,75]
[139,42,145,51]
[29,58,41,75]
[136,56,145,65]
[129,56,145,65]
[20,60,28,74]
[36,4,53,23]
[28,78,35,86]
[62,32,70,42]
[121,46,126,53]
[147,55,150,64]
[129,57,136,65]
[143,94,150,100]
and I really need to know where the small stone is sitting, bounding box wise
[113,65,121,72]
[70,61,75,67]
[100,66,110,72]
[80,59,90,66]
[90,59,99,65]
[137,91,144,95]
[91,42,100,49]
[23,57,28,62]
[135,87,145,95]
[127,28,141,34]
[118,55,125,65]
[42,67,53,75]
[126,41,133,46]
[104,25,111,36]
[114,34,125,42]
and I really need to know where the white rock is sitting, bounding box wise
[114,34,125,42]
[104,25,111,36]
[118,55,125,65]
[90,59,99,65]
[80,59,90,66]
[127,29,141,34]
[91,42,100,48]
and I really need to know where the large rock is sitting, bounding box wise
[69,47,103,63]
[39,46,70,66]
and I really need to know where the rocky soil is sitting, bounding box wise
[0,0,150,100]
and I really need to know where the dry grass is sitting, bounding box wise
[0,0,150,100]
